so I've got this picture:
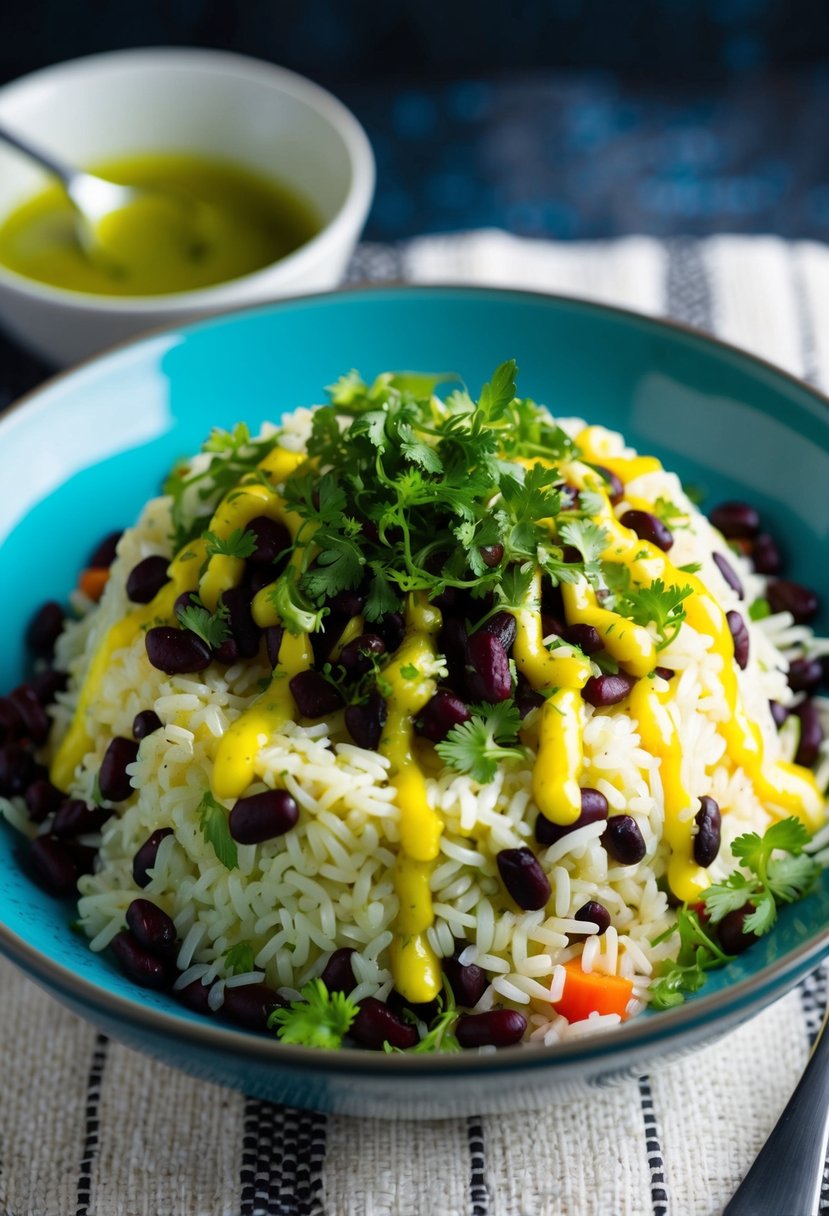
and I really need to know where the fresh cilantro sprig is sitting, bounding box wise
[653,497,689,529]
[602,564,692,650]
[649,907,734,1009]
[224,942,256,974]
[268,978,359,1049]
[435,701,528,783]
[384,980,462,1053]
[176,599,231,649]
[198,791,238,870]
[203,527,257,560]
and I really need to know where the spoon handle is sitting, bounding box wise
[724,999,829,1216]
[0,121,74,187]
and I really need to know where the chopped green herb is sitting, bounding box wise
[602,566,692,650]
[400,663,420,680]
[203,527,257,560]
[176,599,231,650]
[436,701,528,783]
[197,791,238,870]
[384,980,461,1053]
[653,497,689,529]
[224,942,256,974]
[649,907,734,1009]
[268,978,359,1049]
[749,597,771,621]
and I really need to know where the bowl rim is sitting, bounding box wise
[1,280,828,1076]
[0,46,375,311]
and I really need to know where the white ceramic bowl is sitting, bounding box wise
[0,48,375,366]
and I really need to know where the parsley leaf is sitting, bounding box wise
[384,979,461,1053]
[558,519,608,566]
[604,567,692,650]
[203,527,257,559]
[649,907,734,1010]
[198,791,238,870]
[749,597,771,621]
[652,497,688,529]
[176,599,231,649]
[268,978,359,1049]
[435,701,528,783]
[224,942,256,974]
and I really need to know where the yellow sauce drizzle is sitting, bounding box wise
[533,688,584,826]
[561,579,655,677]
[512,571,592,690]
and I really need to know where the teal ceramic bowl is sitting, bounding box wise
[1,286,828,1117]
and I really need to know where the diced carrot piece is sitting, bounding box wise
[78,566,110,602]
[552,961,634,1023]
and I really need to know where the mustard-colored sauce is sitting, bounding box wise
[0,152,320,296]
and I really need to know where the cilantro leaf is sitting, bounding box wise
[649,906,734,1010]
[478,359,518,421]
[435,701,527,783]
[652,497,688,529]
[301,533,365,600]
[198,791,238,870]
[558,519,608,566]
[224,942,256,974]
[268,978,359,1049]
[605,570,693,650]
[749,597,771,621]
[203,527,257,559]
[176,599,231,649]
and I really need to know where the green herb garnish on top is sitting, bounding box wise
[268,978,359,1049]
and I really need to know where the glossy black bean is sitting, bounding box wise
[788,657,823,693]
[770,700,789,728]
[496,847,552,911]
[87,531,121,568]
[709,501,760,539]
[535,787,610,847]
[25,601,64,656]
[328,590,366,618]
[574,901,611,935]
[229,789,299,844]
[0,696,23,744]
[126,898,178,958]
[602,814,647,865]
[99,737,139,803]
[479,543,504,568]
[246,515,291,566]
[795,700,824,768]
[126,555,170,604]
[173,590,198,619]
[442,953,487,1008]
[541,578,565,619]
[344,690,387,750]
[339,633,386,675]
[619,509,673,551]
[440,617,470,688]
[726,611,749,670]
[320,947,356,994]
[24,778,64,823]
[751,532,782,576]
[515,675,544,719]
[713,552,744,599]
[110,930,172,990]
[591,464,625,505]
[220,982,286,1032]
[0,743,37,797]
[767,579,820,624]
[215,635,241,669]
[29,668,67,706]
[289,670,344,718]
[387,989,441,1025]
[51,799,111,839]
[456,1009,527,1049]
[265,625,284,669]
[655,666,675,681]
[717,908,759,955]
[9,685,51,744]
[221,585,260,660]
[176,976,212,1014]
[563,623,603,655]
[478,610,517,653]
[466,631,511,703]
[145,626,212,675]
[416,690,471,743]
[67,841,98,876]
[246,566,275,598]
[27,835,79,897]
[693,796,722,867]
[350,998,419,1050]
[375,612,405,653]
[132,827,174,888]
[132,710,162,740]
[582,672,637,708]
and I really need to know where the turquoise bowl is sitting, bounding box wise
[1,286,828,1117]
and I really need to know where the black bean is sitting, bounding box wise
[655,666,675,681]
[751,532,782,576]
[582,672,637,707]
[67,841,98,876]
[375,612,405,653]
[795,700,823,768]
[126,898,178,959]
[132,710,162,740]
[126,555,169,604]
[289,670,344,718]
[214,634,241,668]
[478,610,517,653]
[132,827,174,888]
[52,799,111,839]
[440,617,470,689]
[221,982,286,1032]
[339,633,386,675]
[173,590,198,619]
[344,690,387,750]
[602,814,647,865]
[29,668,67,705]
[27,835,79,897]
[620,509,673,551]
[88,530,122,568]
[416,690,471,743]
[713,552,744,599]
[0,696,23,744]
[496,847,552,911]
[561,623,601,655]
[328,590,366,618]
[247,515,291,566]
[386,989,441,1025]
[466,631,512,703]
[9,685,51,744]
[229,789,299,844]
[574,901,611,934]
[591,464,625,505]
[246,566,275,598]
[24,778,64,823]
[456,1009,527,1049]
[442,953,487,1008]
[717,908,759,955]
[221,585,260,660]
[110,930,172,990]
[350,998,418,1050]
[320,947,356,994]
[479,543,504,568]
[693,795,722,867]
[541,578,565,619]
[176,976,212,1014]
[265,625,284,669]
[767,579,820,624]
[726,610,749,670]
[769,700,789,728]
[25,601,64,657]
[709,501,760,539]
[515,674,544,719]
[0,743,37,797]
[99,737,139,802]
[145,626,212,675]
[788,657,823,693]
[536,787,609,847]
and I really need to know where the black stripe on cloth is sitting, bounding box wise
[344,241,406,285]
[74,1033,109,1216]
[467,1116,488,1216]
[797,965,829,1214]
[638,1075,669,1216]
[240,1098,327,1216]
[664,237,715,333]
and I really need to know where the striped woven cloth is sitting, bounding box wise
[2,233,829,1216]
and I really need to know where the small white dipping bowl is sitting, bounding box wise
[0,48,375,366]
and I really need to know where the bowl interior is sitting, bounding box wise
[2,285,829,1059]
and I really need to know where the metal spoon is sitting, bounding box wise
[724,998,829,1216]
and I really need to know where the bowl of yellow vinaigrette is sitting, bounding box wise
[0,49,375,366]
